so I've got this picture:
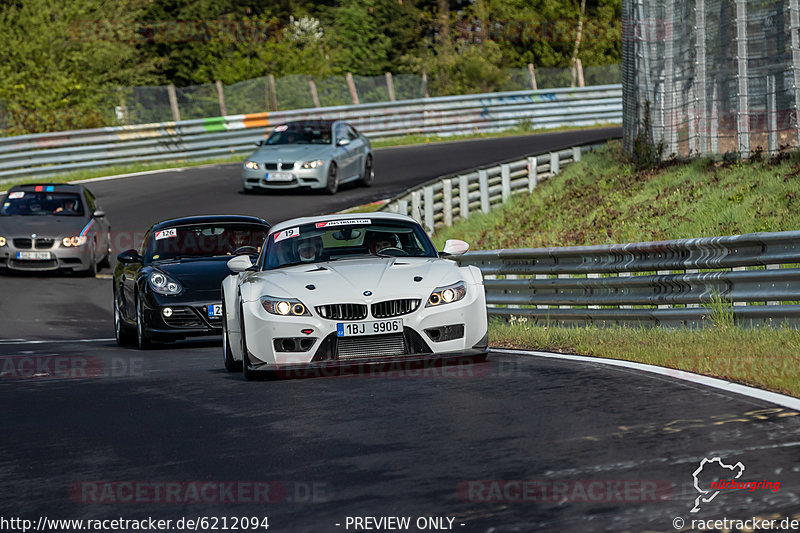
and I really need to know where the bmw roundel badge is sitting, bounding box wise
[363,291,372,296]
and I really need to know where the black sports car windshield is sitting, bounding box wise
[265,122,331,145]
[262,219,438,270]
[1,192,85,217]
[146,224,269,262]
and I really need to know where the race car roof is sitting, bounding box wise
[9,183,84,193]
[269,212,417,235]
[151,215,271,231]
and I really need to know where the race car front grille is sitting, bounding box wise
[163,307,203,328]
[264,162,295,170]
[315,303,368,320]
[337,333,406,360]
[371,299,421,318]
[35,238,55,249]
[13,238,32,249]
[9,259,58,270]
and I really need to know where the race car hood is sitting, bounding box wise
[249,145,332,162]
[0,216,91,238]
[153,258,235,289]
[242,257,471,304]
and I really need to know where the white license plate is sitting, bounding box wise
[337,319,402,337]
[208,304,222,318]
[265,172,293,182]
[16,251,51,260]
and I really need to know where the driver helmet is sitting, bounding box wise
[370,233,401,254]
[297,236,322,262]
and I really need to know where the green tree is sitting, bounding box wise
[0,0,155,134]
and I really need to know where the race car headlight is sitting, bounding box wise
[426,281,467,307]
[148,271,182,295]
[244,160,260,170]
[261,296,310,316]
[61,236,87,247]
[301,159,324,169]
[0,236,5,247]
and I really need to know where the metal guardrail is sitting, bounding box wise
[381,142,604,232]
[456,231,800,328]
[0,85,621,182]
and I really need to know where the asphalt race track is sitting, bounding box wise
[3,127,800,532]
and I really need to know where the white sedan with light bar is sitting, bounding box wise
[221,213,488,380]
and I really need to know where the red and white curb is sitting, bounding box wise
[494,348,800,411]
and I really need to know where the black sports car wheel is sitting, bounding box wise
[136,295,153,350]
[114,295,135,347]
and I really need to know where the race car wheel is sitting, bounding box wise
[99,230,112,269]
[359,155,374,187]
[240,302,259,381]
[114,294,135,347]
[136,294,153,350]
[325,163,339,195]
[83,250,97,277]
[223,303,242,372]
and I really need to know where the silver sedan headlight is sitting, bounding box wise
[0,236,6,247]
[61,236,87,247]
[300,160,324,169]
[426,281,467,307]
[244,161,260,170]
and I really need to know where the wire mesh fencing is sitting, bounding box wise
[114,65,620,124]
[623,0,800,160]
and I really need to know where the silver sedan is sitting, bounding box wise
[241,120,373,195]
[0,183,112,275]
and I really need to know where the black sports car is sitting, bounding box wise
[113,215,270,349]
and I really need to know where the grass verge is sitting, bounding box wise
[0,155,245,191]
[489,320,800,397]
[432,141,800,249]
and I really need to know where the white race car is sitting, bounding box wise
[221,213,488,380]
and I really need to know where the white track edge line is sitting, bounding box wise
[493,348,800,411]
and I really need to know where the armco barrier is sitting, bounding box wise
[381,142,604,232]
[456,231,800,328]
[0,84,621,181]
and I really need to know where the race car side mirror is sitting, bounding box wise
[440,239,469,256]
[228,255,253,273]
[117,249,142,264]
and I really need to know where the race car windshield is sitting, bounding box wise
[1,192,85,217]
[265,123,332,145]
[262,219,438,270]
[146,224,269,262]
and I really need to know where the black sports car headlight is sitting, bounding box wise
[426,281,467,307]
[261,296,310,316]
[148,271,183,295]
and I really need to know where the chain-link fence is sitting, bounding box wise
[114,65,621,124]
[1,65,621,133]
[623,0,800,159]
